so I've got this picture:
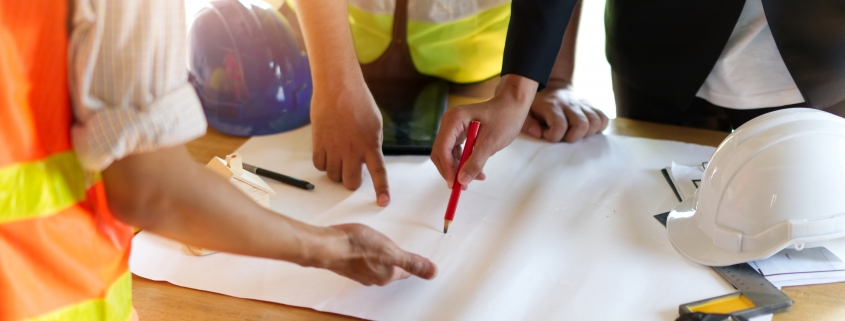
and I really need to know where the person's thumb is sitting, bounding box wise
[456,147,490,187]
[396,251,438,280]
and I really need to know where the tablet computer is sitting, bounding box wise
[367,80,448,155]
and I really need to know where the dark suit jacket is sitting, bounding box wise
[502,0,845,111]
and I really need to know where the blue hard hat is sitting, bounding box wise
[188,0,312,136]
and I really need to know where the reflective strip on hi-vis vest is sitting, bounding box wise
[348,0,511,83]
[18,272,133,321]
[0,1,134,320]
[0,152,87,224]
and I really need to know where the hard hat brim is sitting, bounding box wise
[666,197,783,267]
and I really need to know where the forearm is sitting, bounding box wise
[548,0,582,87]
[102,146,341,268]
[496,74,540,111]
[293,0,362,90]
[502,0,579,90]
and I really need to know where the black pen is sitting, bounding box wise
[242,163,315,190]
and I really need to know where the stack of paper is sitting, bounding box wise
[750,247,845,288]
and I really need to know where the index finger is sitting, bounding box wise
[431,110,465,188]
[364,150,390,207]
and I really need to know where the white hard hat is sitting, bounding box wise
[667,108,845,266]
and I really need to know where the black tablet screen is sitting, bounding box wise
[368,80,448,155]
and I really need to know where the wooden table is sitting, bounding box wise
[134,116,845,321]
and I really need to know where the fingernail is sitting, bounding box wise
[378,194,390,206]
[458,172,472,186]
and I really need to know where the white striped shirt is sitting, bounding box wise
[69,0,207,171]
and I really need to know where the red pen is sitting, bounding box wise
[443,121,481,233]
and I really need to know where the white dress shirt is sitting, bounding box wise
[69,0,207,171]
[696,0,805,110]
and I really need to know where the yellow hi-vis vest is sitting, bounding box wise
[347,0,511,84]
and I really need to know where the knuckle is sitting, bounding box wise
[587,120,600,131]
[564,129,585,142]
[441,108,460,122]
[312,156,326,170]
[595,108,608,119]
[366,140,382,151]
[551,120,568,133]
[571,121,589,133]
[371,165,387,176]
[465,161,483,175]
[409,258,423,274]
[546,125,566,140]
[344,178,362,190]
[349,223,368,234]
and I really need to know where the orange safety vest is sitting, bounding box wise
[0,1,134,320]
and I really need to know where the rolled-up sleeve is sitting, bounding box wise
[69,0,207,171]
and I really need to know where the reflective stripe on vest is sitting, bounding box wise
[0,152,87,224]
[20,272,132,321]
[0,181,133,321]
[348,0,511,83]
[0,1,133,320]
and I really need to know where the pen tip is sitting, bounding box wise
[306,184,315,190]
[443,220,451,234]
[443,228,448,234]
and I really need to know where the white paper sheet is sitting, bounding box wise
[753,247,845,276]
[668,162,705,201]
[749,244,845,287]
[131,127,747,321]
